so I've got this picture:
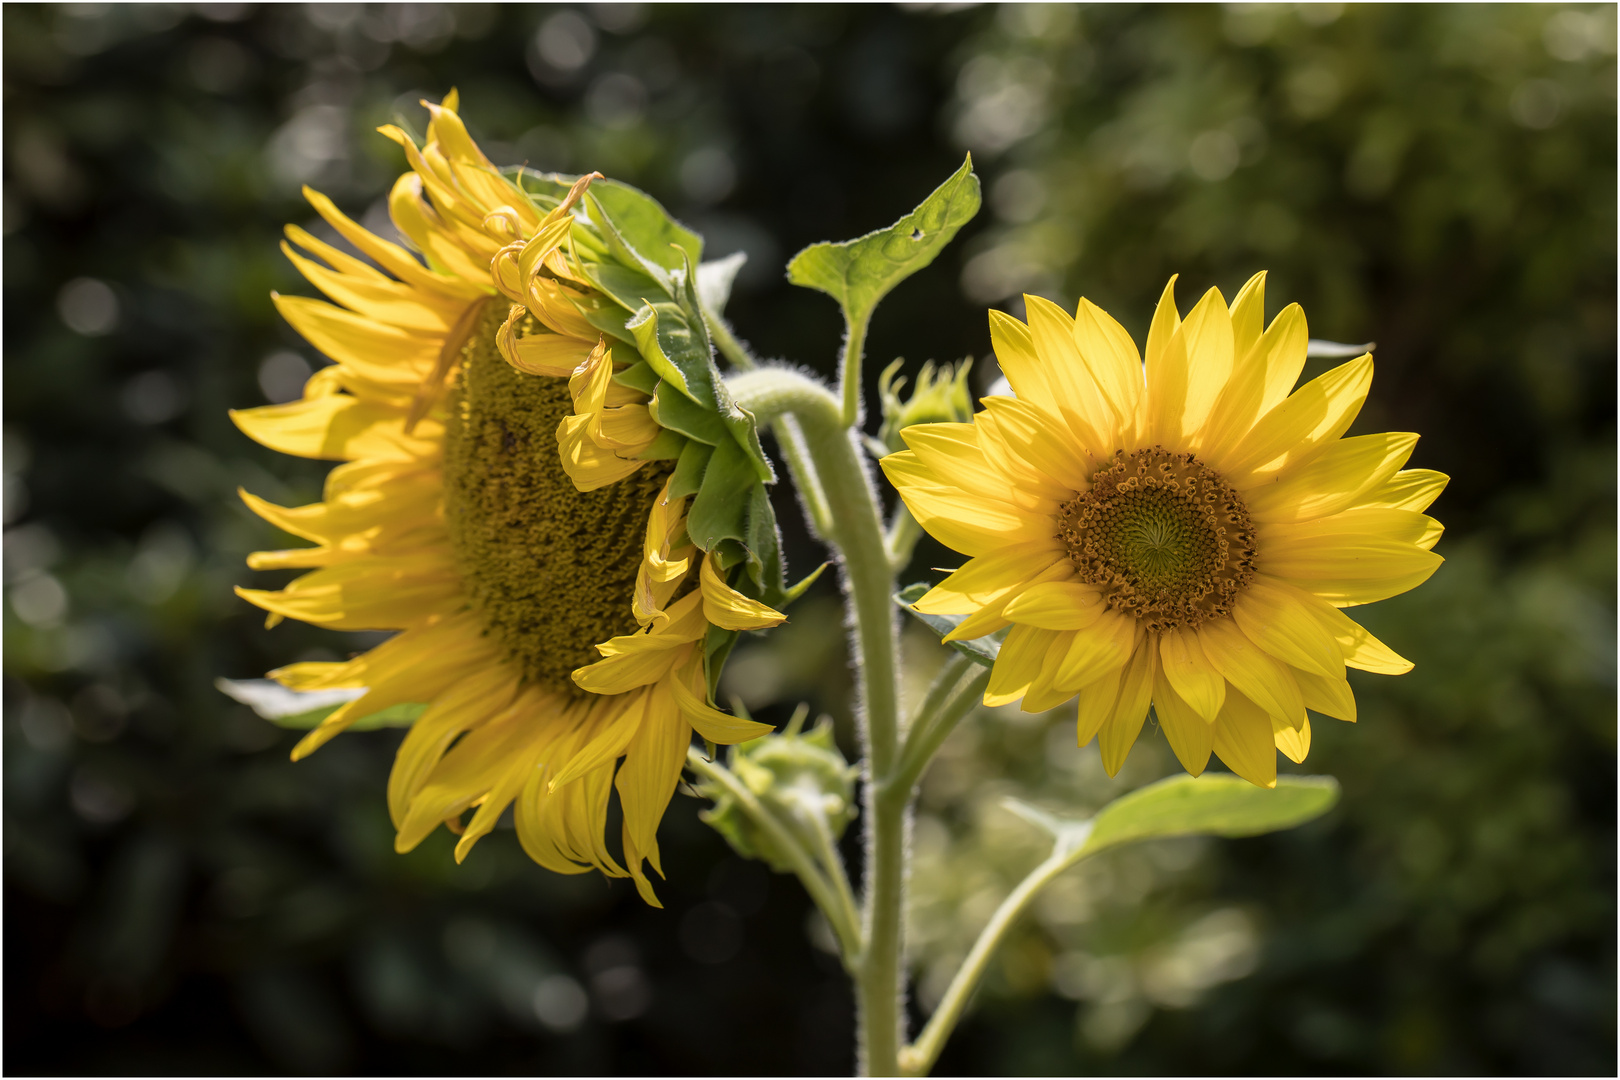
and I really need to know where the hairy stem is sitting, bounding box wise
[685,749,861,963]
[886,662,990,804]
[839,311,871,428]
[728,366,905,1076]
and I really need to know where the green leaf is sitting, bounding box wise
[786,155,980,330]
[214,678,424,731]
[1079,774,1340,859]
[651,379,731,446]
[688,437,759,552]
[669,439,714,501]
[894,581,1004,666]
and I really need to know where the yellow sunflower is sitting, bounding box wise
[231,94,786,904]
[882,275,1446,788]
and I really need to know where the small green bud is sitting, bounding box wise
[699,717,858,873]
[877,358,974,453]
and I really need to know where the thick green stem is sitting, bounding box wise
[728,367,904,1076]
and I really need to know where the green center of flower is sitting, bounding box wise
[1057,447,1256,632]
[443,307,671,695]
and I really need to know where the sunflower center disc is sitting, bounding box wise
[444,308,672,695]
[1057,447,1257,632]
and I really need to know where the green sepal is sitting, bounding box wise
[634,427,686,461]
[703,623,740,700]
[786,155,981,331]
[687,437,758,550]
[894,582,1004,666]
[651,379,731,445]
[696,251,747,316]
[613,359,662,395]
[781,562,830,605]
[585,181,703,282]
[669,440,713,501]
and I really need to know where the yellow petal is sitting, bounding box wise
[1272,713,1312,764]
[614,683,692,904]
[901,422,1061,514]
[700,551,786,631]
[1054,608,1138,692]
[1158,627,1225,721]
[394,695,538,853]
[1212,690,1277,788]
[1230,577,1344,679]
[302,185,484,299]
[1228,271,1267,363]
[1151,666,1214,776]
[556,413,648,492]
[983,623,1051,707]
[281,241,458,333]
[499,314,596,377]
[1273,576,1413,674]
[387,664,519,828]
[1221,355,1373,486]
[1075,665,1122,748]
[1142,276,1187,445]
[1025,294,1117,456]
[1175,286,1235,447]
[1072,296,1144,446]
[1002,580,1106,630]
[1195,618,1306,728]
[231,394,440,463]
[1294,668,1357,722]
[1355,468,1449,514]
[978,395,1095,493]
[1201,302,1308,467]
[1097,643,1155,776]
[548,690,649,791]
[1245,432,1419,524]
[913,541,1067,615]
[272,293,439,378]
[1021,630,1080,713]
[972,410,1085,502]
[670,669,774,743]
[236,558,462,633]
[988,308,1058,410]
[1259,520,1443,606]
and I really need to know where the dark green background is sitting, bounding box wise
[3,4,1613,1075]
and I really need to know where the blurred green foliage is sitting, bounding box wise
[3,3,1613,1076]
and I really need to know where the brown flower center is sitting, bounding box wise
[1057,447,1256,633]
[443,306,671,695]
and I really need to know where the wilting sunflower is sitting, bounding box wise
[883,275,1446,788]
[232,94,786,903]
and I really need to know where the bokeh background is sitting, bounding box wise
[4,3,1614,1075]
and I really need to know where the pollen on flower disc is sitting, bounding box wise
[1058,447,1257,632]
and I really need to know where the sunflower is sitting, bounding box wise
[232,94,786,904]
[882,275,1446,788]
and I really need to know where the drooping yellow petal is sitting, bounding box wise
[1097,643,1155,776]
[614,683,692,907]
[699,552,787,632]
[1230,576,1345,679]
[1158,627,1225,721]
[1054,608,1138,692]
[1272,714,1312,764]
[1075,665,1123,748]
[1212,690,1277,788]
[670,671,775,743]
[387,664,519,828]
[1151,666,1214,776]
[1021,630,1081,713]
[1294,668,1356,723]
[1195,617,1306,728]
[983,623,1051,707]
